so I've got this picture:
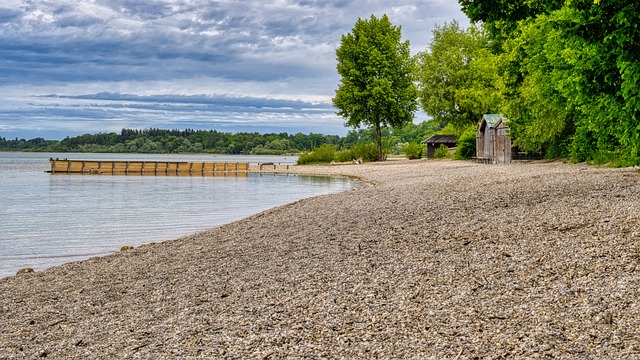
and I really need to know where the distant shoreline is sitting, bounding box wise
[1,160,639,358]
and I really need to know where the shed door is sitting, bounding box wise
[496,128,511,164]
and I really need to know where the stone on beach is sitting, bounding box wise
[1,159,639,358]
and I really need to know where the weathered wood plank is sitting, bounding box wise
[49,159,250,177]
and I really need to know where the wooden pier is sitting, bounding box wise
[49,158,249,176]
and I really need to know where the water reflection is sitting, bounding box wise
[0,152,356,278]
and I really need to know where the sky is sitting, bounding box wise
[0,0,469,140]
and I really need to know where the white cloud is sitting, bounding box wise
[0,0,468,139]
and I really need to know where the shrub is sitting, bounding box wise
[454,125,477,160]
[391,142,407,155]
[313,144,337,162]
[434,144,451,159]
[296,151,316,165]
[403,142,425,159]
[351,142,380,162]
[335,149,355,162]
[296,144,336,164]
[590,149,640,168]
[570,127,595,163]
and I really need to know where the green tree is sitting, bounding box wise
[458,0,564,49]
[333,14,418,161]
[499,10,576,155]
[415,22,501,131]
[471,0,640,163]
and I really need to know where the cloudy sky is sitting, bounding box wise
[0,0,469,140]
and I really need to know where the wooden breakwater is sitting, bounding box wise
[49,158,249,176]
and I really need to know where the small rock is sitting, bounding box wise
[16,268,34,275]
[120,245,134,251]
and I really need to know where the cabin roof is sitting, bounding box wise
[478,114,509,133]
[422,134,458,144]
[482,114,505,129]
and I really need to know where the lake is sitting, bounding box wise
[0,152,358,278]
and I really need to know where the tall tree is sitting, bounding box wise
[333,14,417,161]
[415,22,501,131]
[458,0,564,49]
[461,0,640,163]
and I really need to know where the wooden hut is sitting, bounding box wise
[476,114,512,164]
[422,134,458,158]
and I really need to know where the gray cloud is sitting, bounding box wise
[0,0,467,139]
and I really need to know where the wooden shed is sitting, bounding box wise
[422,134,458,158]
[476,114,512,164]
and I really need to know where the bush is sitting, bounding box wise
[335,149,355,162]
[403,142,425,159]
[453,125,477,160]
[296,144,336,164]
[297,142,388,164]
[351,142,380,162]
[589,149,640,167]
[570,127,595,163]
[434,144,451,159]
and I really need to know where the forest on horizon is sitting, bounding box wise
[0,120,440,156]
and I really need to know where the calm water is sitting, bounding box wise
[0,152,358,278]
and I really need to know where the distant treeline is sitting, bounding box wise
[0,121,439,155]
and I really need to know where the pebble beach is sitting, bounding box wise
[1,159,639,358]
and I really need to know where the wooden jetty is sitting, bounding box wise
[49,158,249,176]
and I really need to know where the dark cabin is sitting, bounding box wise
[422,134,458,158]
[476,114,511,164]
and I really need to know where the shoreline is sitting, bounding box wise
[0,161,354,279]
[1,159,639,357]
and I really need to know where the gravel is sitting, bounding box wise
[1,159,639,358]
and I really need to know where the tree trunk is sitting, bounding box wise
[375,121,383,161]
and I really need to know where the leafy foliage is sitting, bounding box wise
[453,125,477,160]
[347,120,442,155]
[351,142,380,162]
[0,129,342,155]
[458,0,640,164]
[403,142,425,159]
[415,22,502,130]
[499,11,575,154]
[433,144,452,159]
[296,144,336,165]
[334,149,355,163]
[458,0,565,48]
[333,14,418,161]
[296,142,380,165]
[1,121,440,161]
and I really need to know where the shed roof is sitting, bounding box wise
[482,114,505,129]
[478,114,509,133]
[422,134,458,144]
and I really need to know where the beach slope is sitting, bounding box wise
[1,160,639,358]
